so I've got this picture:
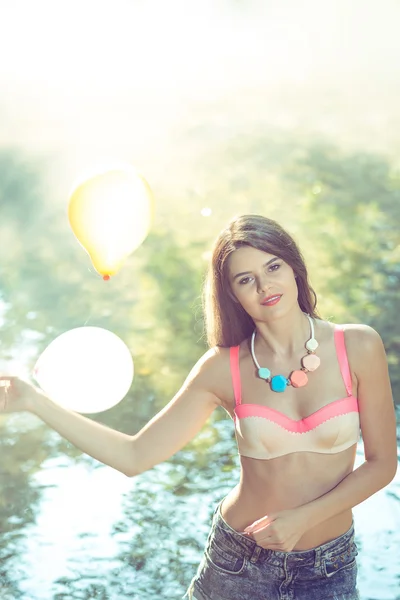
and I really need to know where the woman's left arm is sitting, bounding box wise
[244,325,398,549]
[298,324,398,529]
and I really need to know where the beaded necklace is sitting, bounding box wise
[250,313,320,393]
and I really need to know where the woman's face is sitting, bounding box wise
[227,246,298,321]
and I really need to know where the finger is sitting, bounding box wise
[255,533,289,549]
[0,377,14,387]
[253,532,273,544]
[244,517,268,531]
[244,517,274,534]
[0,390,8,411]
[248,523,273,537]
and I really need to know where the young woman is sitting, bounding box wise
[0,215,397,600]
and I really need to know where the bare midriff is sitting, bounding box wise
[220,444,357,550]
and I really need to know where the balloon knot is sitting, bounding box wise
[103,275,111,281]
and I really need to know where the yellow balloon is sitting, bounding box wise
[68,167,153,279]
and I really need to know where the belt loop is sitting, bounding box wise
[250,544,262,563]
[314,547,321,569]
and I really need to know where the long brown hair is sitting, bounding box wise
[203,214,320,347]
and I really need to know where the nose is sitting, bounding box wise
[256,274,271,295]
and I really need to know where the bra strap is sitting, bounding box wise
[229,346,242,406]
[334,326,353,396]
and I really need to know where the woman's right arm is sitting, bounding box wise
[0,348,224,477]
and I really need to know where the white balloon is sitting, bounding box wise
[33,327,134,413]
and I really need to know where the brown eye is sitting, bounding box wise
[239,277,251,285]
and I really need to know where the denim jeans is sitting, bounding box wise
[184,498,360,600]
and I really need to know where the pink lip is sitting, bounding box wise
[262,295,282,306]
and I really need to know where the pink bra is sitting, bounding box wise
[230,326,360,460]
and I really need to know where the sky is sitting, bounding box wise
[1,0,400,195]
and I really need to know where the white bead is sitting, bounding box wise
[306,338,319,351]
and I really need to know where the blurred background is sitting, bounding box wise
[0,1,399,599]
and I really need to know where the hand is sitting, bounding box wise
[0,376,41,414]
[241,508,309,552]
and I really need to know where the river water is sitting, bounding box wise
[1,412,399,600]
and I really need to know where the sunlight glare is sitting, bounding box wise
[34,327,134,414]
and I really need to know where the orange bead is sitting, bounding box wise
[290,370,308,388]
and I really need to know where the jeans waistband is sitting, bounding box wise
[212,497,355,566]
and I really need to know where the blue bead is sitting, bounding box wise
[258,367,271,380]
[271,375,288,393]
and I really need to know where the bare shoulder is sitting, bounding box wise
[340,323,386,374]
[339,323,396,475]
[184,346,233,407]
[342,323,383,348]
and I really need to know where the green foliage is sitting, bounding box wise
[0,136,399,597]
[283,143,400,395]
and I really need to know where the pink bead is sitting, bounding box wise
[302,354,321,372]
[290,370,308,388]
